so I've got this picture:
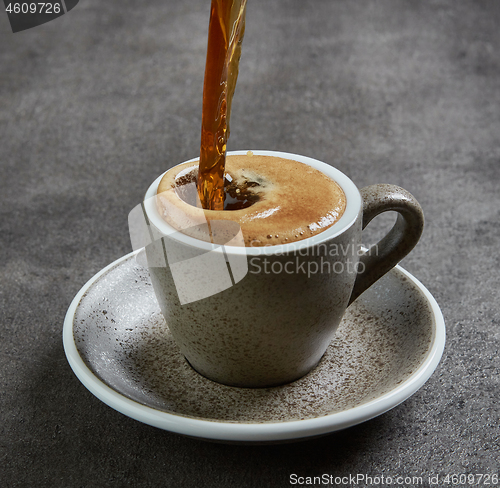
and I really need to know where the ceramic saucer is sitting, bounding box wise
[63,251,445,443]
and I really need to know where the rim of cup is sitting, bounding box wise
[143,150,362,256]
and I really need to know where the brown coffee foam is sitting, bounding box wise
[156,154,346,247]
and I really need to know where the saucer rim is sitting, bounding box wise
[63,251,446,443]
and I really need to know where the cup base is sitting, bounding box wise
[184,356,322,389]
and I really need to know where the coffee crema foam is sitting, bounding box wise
[156,154,346,247]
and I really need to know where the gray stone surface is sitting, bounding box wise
[1,0,499,486]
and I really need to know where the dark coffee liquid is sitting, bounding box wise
[223,175,261,210]
[176,168,259,210]
[197,0,247,210]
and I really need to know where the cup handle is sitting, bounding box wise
[348,184,424,305]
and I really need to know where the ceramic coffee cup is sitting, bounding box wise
[136,151,424,387]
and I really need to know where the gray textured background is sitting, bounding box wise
[1,0,499,486]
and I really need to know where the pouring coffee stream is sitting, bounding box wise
[197,0,248,210]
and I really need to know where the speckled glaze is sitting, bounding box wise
[143,151,424,387]
[70,253,437,427]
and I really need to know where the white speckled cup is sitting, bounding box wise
[142,151,424,387]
